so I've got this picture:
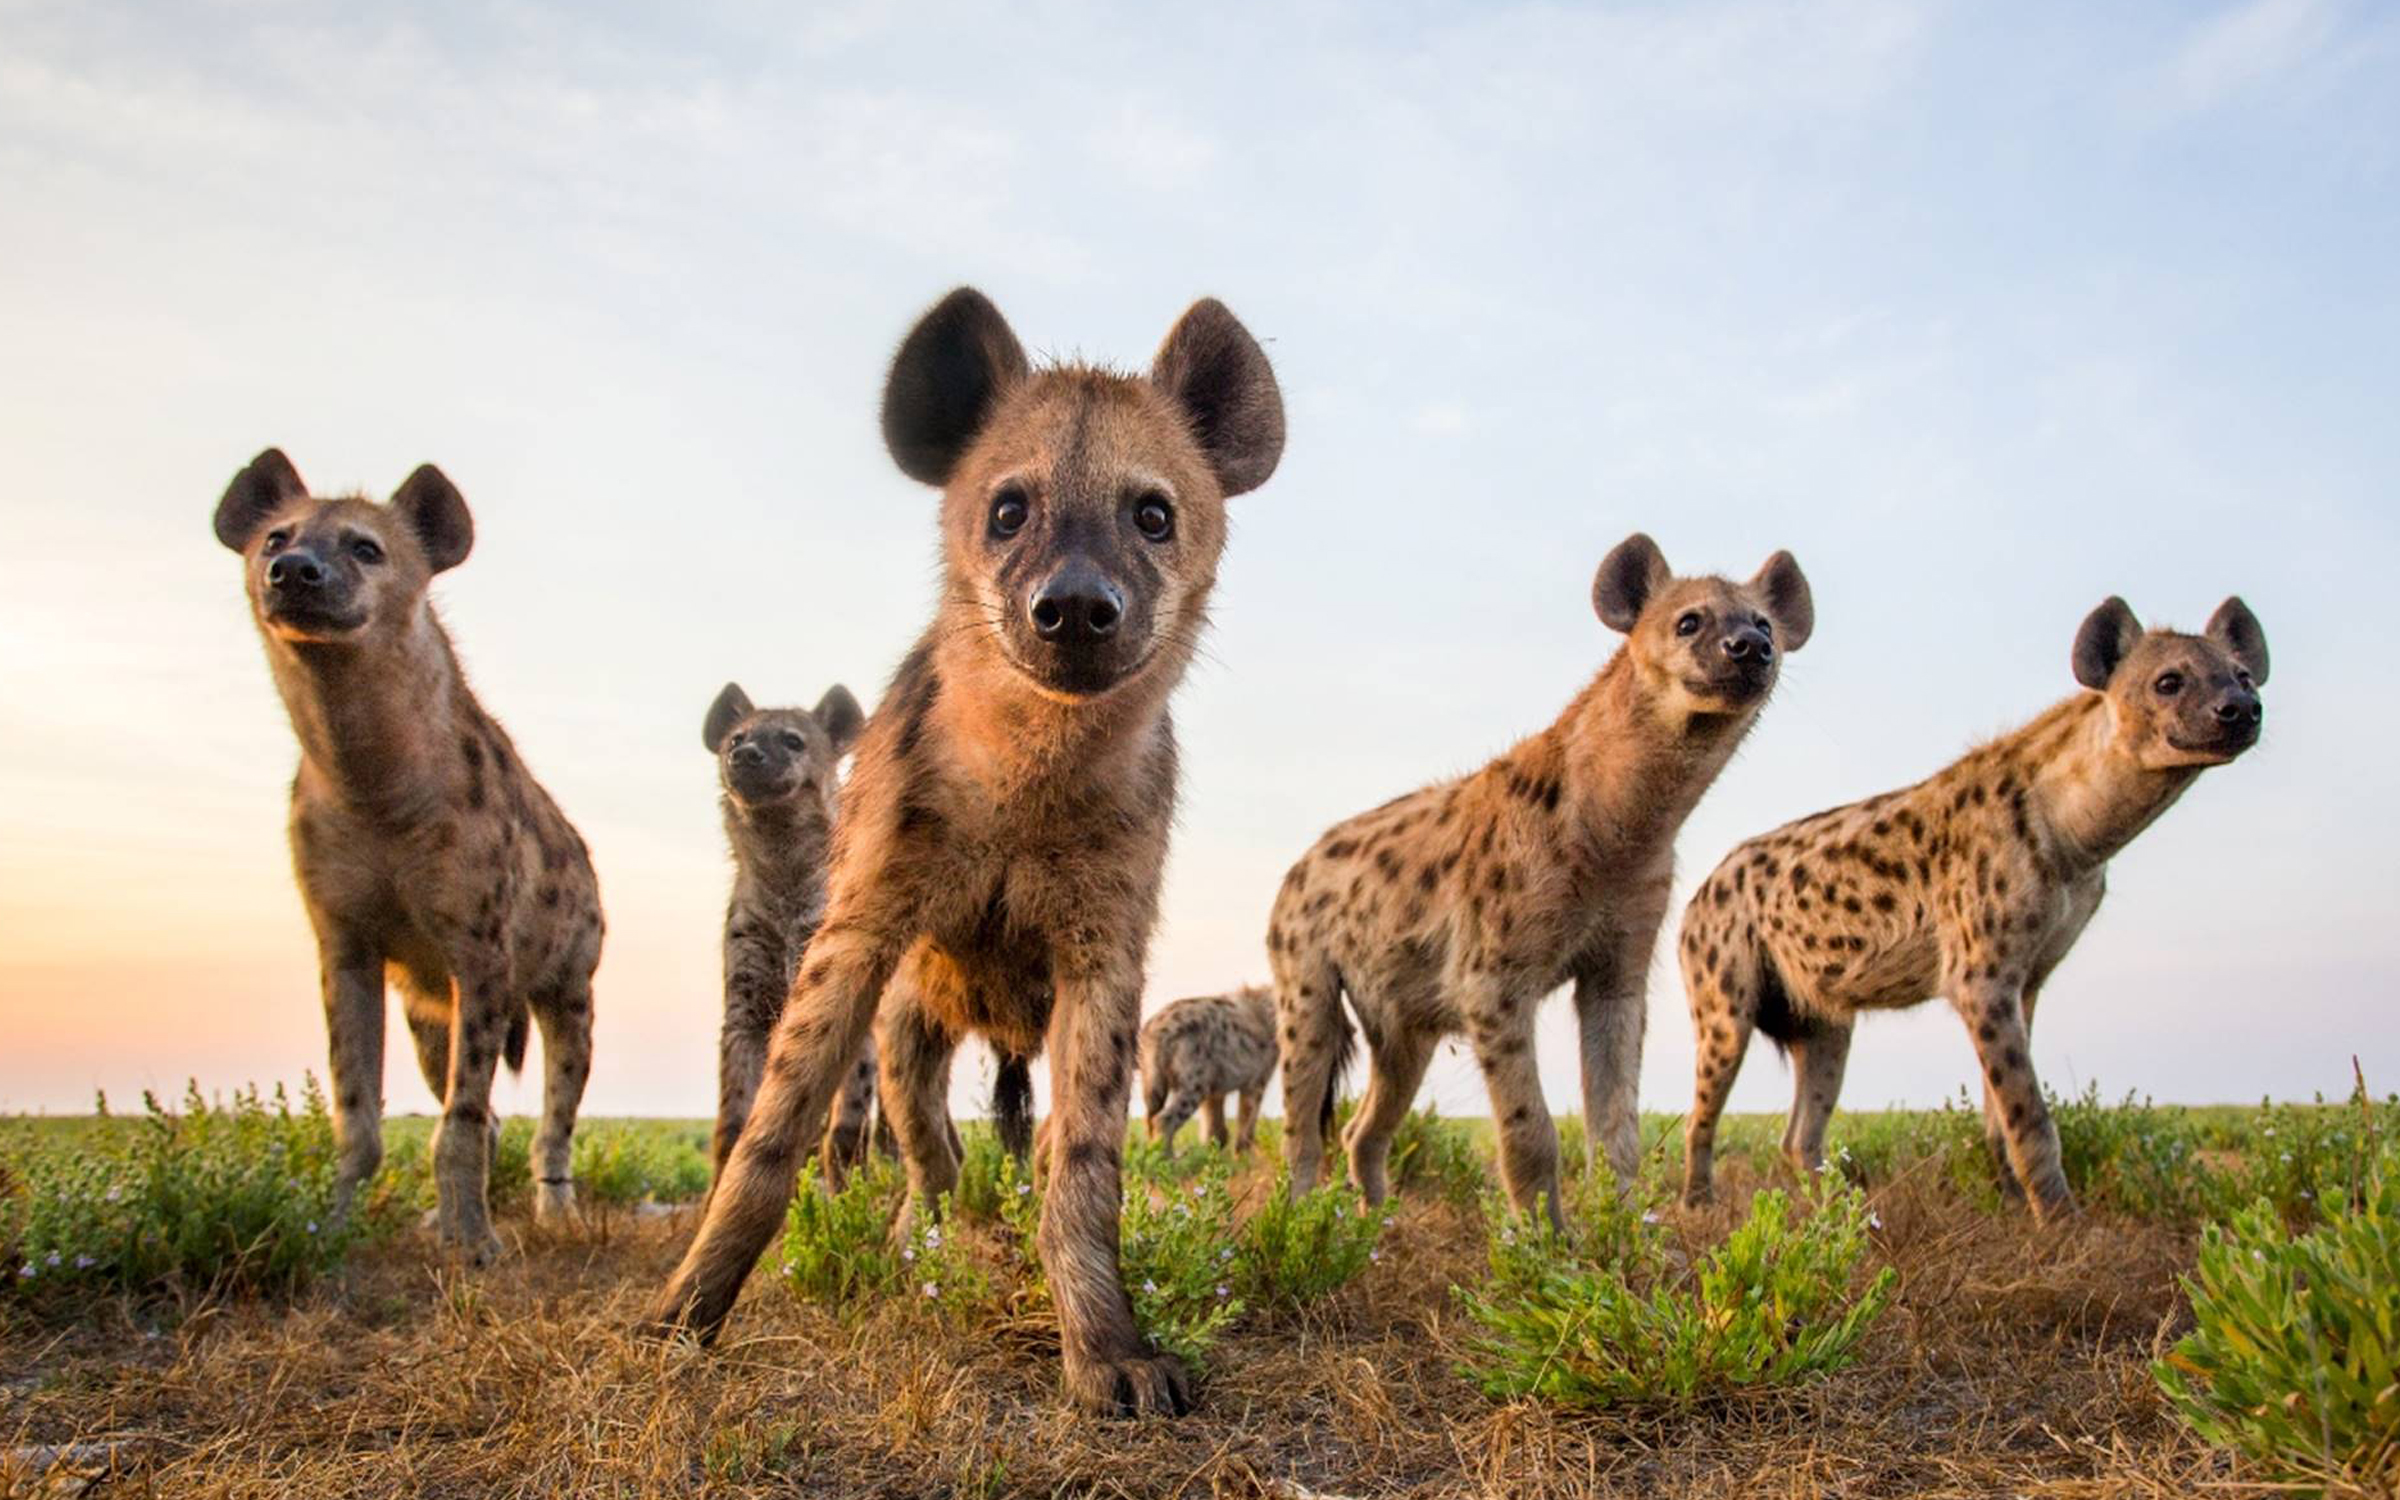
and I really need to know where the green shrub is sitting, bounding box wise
[778,1153,904,1307]
[3,1080,364,1305]
[572,1122,710,1206]
[2046,1084,2218,1221]
[1236,1173,1387,1309]
[1457,1176,1894,1406]
[1389,1107,1487,1207]
[2222,1087,2399,1229]
[952,1124,1012,1221]
[2155,1158,2400,1492]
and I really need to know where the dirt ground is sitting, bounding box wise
[4,1148,2333,1500]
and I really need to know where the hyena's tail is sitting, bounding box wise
[503,1008,530,1075]
[1272,947,1353,1144]
[992,1050,1034,1163]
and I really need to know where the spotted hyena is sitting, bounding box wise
[1273,534,1813,1229]
[702,680,868,1183]
[1677,595,2270,1219]
[707,683,1036,1191]
[1139,985,1277,1157]
[214,450,601,1264]
[643,287,1284,1417]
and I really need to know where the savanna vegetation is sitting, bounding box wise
[3,1074,2395,1497]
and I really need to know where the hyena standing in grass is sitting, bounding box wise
[1273,535,1813,1229]
[1139,985,1277,1157]
[214,451,600,1264]
[1677,596,2269,1219]
[705,680,1034,1190]
[644,287,1284,1416]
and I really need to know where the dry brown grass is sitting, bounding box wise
[0,1157,2348,1500]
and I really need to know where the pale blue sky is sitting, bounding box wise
[2,0,2394,1122]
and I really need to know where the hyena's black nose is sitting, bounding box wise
[2216,693,2262,726]
[1723,626,1771,664]
[1029,561,1124,643]
[730,740,766,766]
[266,550,328,589]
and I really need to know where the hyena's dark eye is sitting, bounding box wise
[989,487,1029,539]
[1675,611,1703,637]
[780,731,804,751]
[351,538,384,564]
[2154,671,2183,697]
[262,530,290,555]
[1134,493,1175,542]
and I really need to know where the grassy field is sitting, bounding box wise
[3,1083,2395,1498]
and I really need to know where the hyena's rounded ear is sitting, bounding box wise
[1150,298,1285,498]
[703,682,753,753]
[2205,595,2270,685]
[2071,596,2143,690]
[881,287,1030,487]
[813,684,866,756]
[1749,551,1814,652]
[1591,533,1671,633]
[214,448,307,552]
[390,464,475,573]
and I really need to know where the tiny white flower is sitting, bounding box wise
[921,1280,938,1298]
[45,1252,61,1268]
[305,1220,318,1235]
[1218,1247,1232,1263]
[902,1246,916,1262]
[1142,1279,1157,1293]
[1868,1213,1884,1231]
[74,1254,96,1270]
[17,1264,32,1279]
[1369,1248,1381,1263]
[1215,1283,1229,1299]
[1641,1211,1662,1225]
[923,1225,941,1247]
[1016,1182,1031,1195]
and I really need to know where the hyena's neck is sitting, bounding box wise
[269,609,465,818]
[926,617,1183,805]
[723,799,833,911]
[1534,649,1759,862]
[2017,695,2202,872]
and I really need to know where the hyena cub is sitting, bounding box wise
[1274,535,1812,1228]
[1678,596,2269,1219]
[705,680,1033,1188]
[645,287,1284,1417]
[214,451,600,1264]
[1139,985,1277,1157]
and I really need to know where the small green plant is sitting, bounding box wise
[2155,1148,2400,1492]
[778,1153,904,1307]
[1237,1173,1387,1308]
[952,1124,1012,1221]
[1389,1106,1487,1207]
[3,1080,364,1305]
[1457,1175,1894,1406]
[572,1122,711,1207]
[1118,1164,1245,1366]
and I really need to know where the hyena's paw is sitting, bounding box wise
[534,1178,578,1224]
[1064,1349,1193,1419]
[434,1211,506,1268]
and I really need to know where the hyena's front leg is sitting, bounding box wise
[1467,980,1565,1233]
[1981,982,2047,1202]
[316,931,388,1219]
[645,918,902,1340]
[1571,956,1648,1190]
[1043,960,1190,1418]
[433,959,512,1266]
[710,930,787,1182]
[1953,980,2071,1220]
